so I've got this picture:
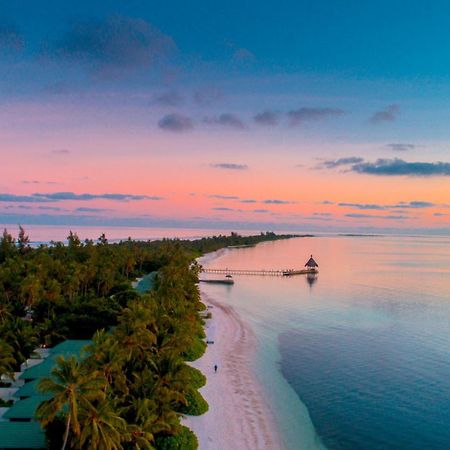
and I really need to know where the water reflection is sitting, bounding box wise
[306,273,318,288]
[201,235,450,450]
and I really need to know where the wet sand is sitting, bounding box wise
[183,290,285,450]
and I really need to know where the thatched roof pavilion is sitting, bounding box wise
[305,255,318,268]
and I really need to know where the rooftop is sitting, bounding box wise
[2,339,91,450]
[20,340,91,380]
[3,395,50,420]
[14,379,41,399]
[49,339,91,356]
[0,421,45,449]
[305,255,319,268]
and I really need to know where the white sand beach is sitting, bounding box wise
[183,290,285,450]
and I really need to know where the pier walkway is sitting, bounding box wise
[201,268,318,276]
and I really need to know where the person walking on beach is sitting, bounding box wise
[214,364,218,373]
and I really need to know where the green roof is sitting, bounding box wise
[20,340,91,380]
[49,339,91,356]
[3,395,50,420]
[20,358,55,380]
[7,337,91,440]
[0,421,45,449]
[14,379,41,398]
[134,272,156,293]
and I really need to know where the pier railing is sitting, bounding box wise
[201,268,317,276]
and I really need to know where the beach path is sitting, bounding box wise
[183,292,285,450]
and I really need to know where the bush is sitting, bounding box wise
[178,390,208,416]
[183,338,206,361]
[113,289,140,307]
[197,302,207,311]
[182,365,206,388]
[155,426,198,450]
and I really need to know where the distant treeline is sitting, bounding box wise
[0,227,295,449]
[173,231,307,256]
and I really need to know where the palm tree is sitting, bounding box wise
[20,274,41,308]
[0,317,38,365]
[115,301,157,368]
[37,355,106,450]
[78,400,127,450]
[129,368,181,437]
[125,421,155,450]
[84,331,128,396]
[0,339,15,380]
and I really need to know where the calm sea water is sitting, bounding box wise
[200,236,450,450]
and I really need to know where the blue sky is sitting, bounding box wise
[1,1,450,233]
[5,0,450,77]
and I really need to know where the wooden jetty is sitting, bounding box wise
[201,255,319,277]
[201,268,317,277]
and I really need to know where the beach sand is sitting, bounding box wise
[183,290,285,450]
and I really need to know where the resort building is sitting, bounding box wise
[0,340,91,450]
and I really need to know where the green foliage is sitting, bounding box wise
[154,426,198,450]
[177,390,209,416]
[34,239,209,448]
[182,338,207,361]
[0,318,38,370]
[197,302,207,311]
[0,229,17,263]
[0,339,15,378]
[182,365,207,389]
[113,289,140,307]
[0,227,291,448]
[177,230,304,257]
[17,226,31,255]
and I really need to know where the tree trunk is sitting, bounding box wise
[62,414,71,450]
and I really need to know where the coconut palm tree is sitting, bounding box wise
[37,355,106,450]
[78,400,127,450]
[0,302,12,326]
[115,301,157,369]
[84,330,128,396]
[0,317,38,366]
[125,421,155,450]
[0,339,15,379]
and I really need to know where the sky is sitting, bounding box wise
[1,0,450,234]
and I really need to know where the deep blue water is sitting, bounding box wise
[280,327,450,449]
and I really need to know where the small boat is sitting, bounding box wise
[199,278,234,285]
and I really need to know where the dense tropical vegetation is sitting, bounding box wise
[0,227,298,449]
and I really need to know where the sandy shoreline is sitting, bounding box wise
[183,289,285,450]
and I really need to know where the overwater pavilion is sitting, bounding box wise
[305,255,319,270]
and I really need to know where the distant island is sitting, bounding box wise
[337,233,382,237]
[0,227,297,449]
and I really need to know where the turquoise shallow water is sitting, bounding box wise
[200,236,450,449]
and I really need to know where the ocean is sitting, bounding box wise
[200,235,450,449]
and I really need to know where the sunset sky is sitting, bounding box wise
[2,0,450,233]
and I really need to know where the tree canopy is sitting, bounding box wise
[0,228,295,449]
